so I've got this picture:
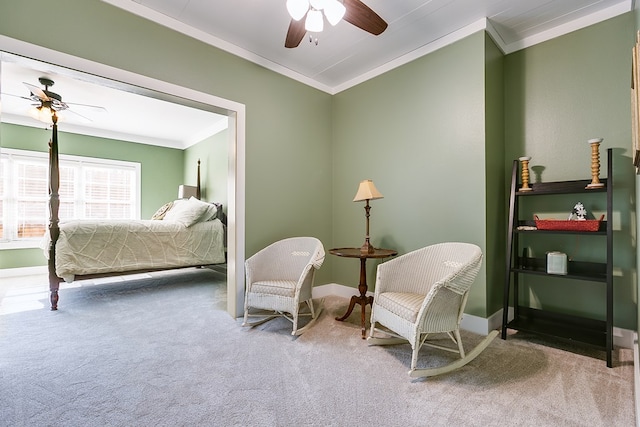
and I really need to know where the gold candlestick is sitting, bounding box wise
[586,138,605,189]
[518,156,532,192]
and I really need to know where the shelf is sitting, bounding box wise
[515,220,607,234]
[505,307,606,349]
[502,149,613,367]
[512,257,607,282]
[516,179,607,195]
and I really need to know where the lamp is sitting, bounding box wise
[29,98,64,125]
[286,0,346,30]
[305,9,324,32]
[178,185,199,199]
[286,0,309,20]
[29,106,54,124]
[323,0,346,25]
[353,179,383,254]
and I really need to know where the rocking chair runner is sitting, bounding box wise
[368,242,498,377]
[243,237,325,335]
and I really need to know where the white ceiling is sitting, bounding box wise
[1,0,635,148]
[1,55,228,149]
[104,0,635,94]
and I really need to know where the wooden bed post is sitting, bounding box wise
[48,112,61,310]
[196,159,201,199]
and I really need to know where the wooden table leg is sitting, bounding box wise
[335,257,372,339]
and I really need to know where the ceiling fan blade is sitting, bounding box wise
[64,107,93,123]
[285,17,307,48]
[343,0,388,36]
[1,92,32,101]
[66,101,107,113]
[23,82,50,101]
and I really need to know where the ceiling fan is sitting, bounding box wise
[285,0,388,48]
[18,77,106,123]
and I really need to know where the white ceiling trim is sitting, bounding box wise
[0,35,244,150]
[184,117,230,148]
[333,18,489,94]
[2,113,187,149]
[100,0,635,95]
[102,0,333,94]
[501,1,633,54]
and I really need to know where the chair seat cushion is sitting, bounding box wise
[251,280,297,297]
[376,292,425,323]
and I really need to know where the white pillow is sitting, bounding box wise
[162,197,210,227]
[202,202,220,222]
[151,201,174,220]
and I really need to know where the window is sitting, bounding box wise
[0,148,140,249]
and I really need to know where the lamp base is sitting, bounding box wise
[586,182,605,189]
[360,239,375,254]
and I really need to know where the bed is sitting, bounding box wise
[45,119,226,310]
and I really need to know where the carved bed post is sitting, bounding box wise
[48,112,60,310]
[196,159,201,199]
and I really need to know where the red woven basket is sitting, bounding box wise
[534,214,604,231]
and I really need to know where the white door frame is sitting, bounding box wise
[0,35,246,318]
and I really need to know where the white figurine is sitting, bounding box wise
[569,202,587,220]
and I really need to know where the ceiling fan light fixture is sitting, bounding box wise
[309,0,327,10]
[29,105,55,124]
[324,0,345,26]
[305,9,324,32]
[286,0,309,20]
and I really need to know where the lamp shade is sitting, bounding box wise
[353,179,383,202]
[286,0,309,21]
[305,9,324,32]
[29,106,55,124]
[324,0,346,26]
[178,185,198,199]
[309,0,327,10]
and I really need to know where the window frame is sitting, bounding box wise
[0,147,141,250]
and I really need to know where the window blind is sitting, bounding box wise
[1,148,140,245]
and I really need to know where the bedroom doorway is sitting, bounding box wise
[0,40,246,318]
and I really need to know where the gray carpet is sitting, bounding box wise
[0,268,635,427]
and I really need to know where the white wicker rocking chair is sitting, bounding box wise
[368,242,498,377]
[243,237,325,335]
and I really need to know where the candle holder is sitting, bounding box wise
[586,138,605,189]
[518,157,532,192]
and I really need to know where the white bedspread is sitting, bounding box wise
[44,219,226,282]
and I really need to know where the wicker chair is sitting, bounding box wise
[243,237,325,335]
[368,242,498,377]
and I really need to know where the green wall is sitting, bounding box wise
[504,14,637,329]
[332,32,490,317]
[0,122,184,269]
[0,0,334,285]
[484,34,506,316]
[185,130,229,209]
[0,1,637,328]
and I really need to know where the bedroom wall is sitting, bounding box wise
[484,34,506,316]
[0,0,334,285]
[0,2,636,328]
[637,7,640,342]
[184,130,229,210]
[331,32,491,317]
[503,13,637,329]
[0,122,184,269]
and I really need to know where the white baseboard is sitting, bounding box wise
[313,283,498,336]
[0,265,47,278]
[494,305,635,349]
[634,332,639,427]
[315,283,636,347]
[3,274,634,348]
[313,282,367,300]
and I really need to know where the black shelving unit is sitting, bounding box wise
[501,149,613,367]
